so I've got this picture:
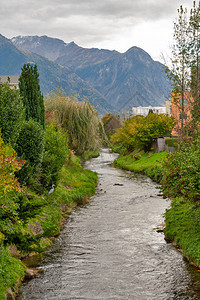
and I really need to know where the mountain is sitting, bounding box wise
[0,35,114,114]
[11,35,171,112]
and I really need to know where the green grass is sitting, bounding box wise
[113,150,168,182]
[165,197,200,266]
[80,150,99,162]
[0,245,25,299]
[113,149,200,268]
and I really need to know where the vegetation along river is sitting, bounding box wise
[18,148,200,299]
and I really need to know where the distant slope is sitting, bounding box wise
[11,35,171,111]
[0,35,114,114]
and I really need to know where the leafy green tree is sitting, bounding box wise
[45,90,100,155]
[0,81,25,146]
[19,64,45,128]
[111,113,174,152]
[15,120,44,186]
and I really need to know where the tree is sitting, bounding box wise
[0,81,25,146]
[15,120,44,186]
[45,90,100,155]
[19,64,45,128]
[111,113,174,152]
[166,2,200,135]
[188,1,200,126]
[168,5,190,134]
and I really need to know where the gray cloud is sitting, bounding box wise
[0,0,193,59]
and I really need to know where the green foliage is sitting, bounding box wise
[0,81,25,146]
[41,124,70,188]
[101,113,121,138]
[111,113,174,152]
[45,89,100,155]
[165,197,200,266]
[113,150,167,182]
[165,137,179,148]
[15,119,44,186]
[0,245,25,299]
[19,63,45,128]
[160,135,200,201]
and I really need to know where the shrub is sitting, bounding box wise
[41,124,70,188]
[160,135,200,201]
[15,120,44,186]
[165,137,179,148]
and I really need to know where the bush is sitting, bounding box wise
[160,135,200,201]
[15,120,44,186]
[41,124,70,188]
[165,137,178,148]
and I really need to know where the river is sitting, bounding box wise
[18,148,200,299]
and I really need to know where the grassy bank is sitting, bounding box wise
[113,150,168,182]
[165,197,200,267]
[113,148,200,268]
[0,156,97,299]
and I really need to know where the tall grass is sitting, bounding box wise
[45,90,100,155]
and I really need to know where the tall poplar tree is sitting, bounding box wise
[170,5,190,134]
[19,64,45,128]
[189,1,200,126]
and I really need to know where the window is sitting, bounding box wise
[179,99,187,106]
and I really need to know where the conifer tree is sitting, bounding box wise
[19,64,45,128]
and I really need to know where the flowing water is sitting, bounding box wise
[18,148,200,299]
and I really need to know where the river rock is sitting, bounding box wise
[6,288,15,300]
[28,221,44,236]
[25,268,44,279]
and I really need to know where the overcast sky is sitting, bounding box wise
[0,0,194,62]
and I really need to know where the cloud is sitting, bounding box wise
[0,0,193,60]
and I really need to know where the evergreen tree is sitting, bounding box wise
[19,64,45,128]
[0,81,25,146]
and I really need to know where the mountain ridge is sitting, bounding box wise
[1,34,114,114]
[8,35,171,112]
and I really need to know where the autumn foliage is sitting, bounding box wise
[0,134,24,196]
[111,113,174,152]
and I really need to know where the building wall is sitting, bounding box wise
[131,106,166,117]
[171,91,193,136]
[0,75,19,89]
[166,99,172,116]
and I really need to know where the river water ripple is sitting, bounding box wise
[18,148,200,299]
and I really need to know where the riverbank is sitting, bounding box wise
[0,155,98,299]
[113,149,200,269]
[113,149,167,183]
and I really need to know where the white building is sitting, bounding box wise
[131,106,166,117]
[0,75,20,89]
